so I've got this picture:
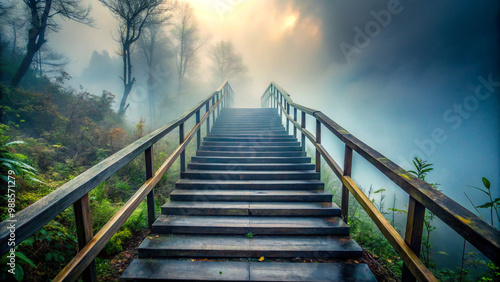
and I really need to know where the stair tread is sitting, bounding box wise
[163,201,338,209]
[121,260,376,281]
[171,189,332,196]
[138,235,362,255]
[153,215,348,229]
[191,156,310,163]
[183,170,317,174]
[176,179,323,185]
[187,163,315,170]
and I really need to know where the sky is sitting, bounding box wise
[48,0,499,268]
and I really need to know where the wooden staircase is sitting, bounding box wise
[121,108,376,281]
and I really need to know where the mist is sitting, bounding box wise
[28,0,499,271]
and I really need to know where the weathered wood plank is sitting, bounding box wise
[315,119,321,173]
[263,82,317,114]
[145,146,155,228]
[341,145,353,222]
[302,129,315,144]
[402,197,426,282]
[316,144,343,181]
[341,176,437,282]
[73,194,96,281]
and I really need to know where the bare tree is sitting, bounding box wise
[172,2,203,95]
[10,0,93,87]
[138,13,171,127]
[0,1,26,57]
[33,44,70,77]
[99,0,174,116]
[209,40,247,83]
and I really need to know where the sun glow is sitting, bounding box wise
[283,14,298,31]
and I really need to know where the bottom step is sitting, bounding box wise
[121,259,376,281]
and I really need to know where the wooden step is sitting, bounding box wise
[196,151,307,157]
[211,125,284,129]
[203,137,296,142]
[152,215,350,235]
[190,156,311,164]
[208,133,290,138]
[201,141,300,147]
[175,179,324,190]
[138,235,362,258]
[170,190,332,202]
[161,202,340,216]
[181,170,320,180]
[211,124,283,128]
[187,163,315,171]
[121,260,376,281]
[199,146,302,152]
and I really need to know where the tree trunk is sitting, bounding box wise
[11,44,37,87]
[118,82,132,115]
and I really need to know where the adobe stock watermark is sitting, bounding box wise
[212,0,246,19]
[340,0,405,64]
[5,170,17,276]
[399,74,499,169]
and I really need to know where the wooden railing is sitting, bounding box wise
[261,82,500,282]
[0,81,234,281]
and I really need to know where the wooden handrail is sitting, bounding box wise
[261,82,500,280]
[0,81,233,280]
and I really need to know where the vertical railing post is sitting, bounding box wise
[286,102,290,134]
[341,145,353,222]
[145,146,155,228]
[280,93,283,119]
[301,112,306,151]
[206,102,210,134]
[179,123,185,174]
[196,110,201,150]
[73,194,96,281]
[217,91,221,116]
[315,119,321,173]
[402,198,425,282]
[293,108,297,139]
[274,89,279,109]
[212,95,215,124]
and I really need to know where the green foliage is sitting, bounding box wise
[0,251,36,282]
[408,157,433,181]
[467,177,499,226]
[245,232,254,238]
[104,229,132,256]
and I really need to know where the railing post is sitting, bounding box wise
[212,96,216,123]
[196,110,201,150]
[179,123,185,174]
[315,119,321,173]
[145,146,155,228]
[341,145,353,222]
[293,107,297,138]
[206,103,210,134]
[402,197,426,282]
[217,92,221,116]
[274,89,277,108]
[73,194,96,282]
[286,102,290,134]
[301,112,306,151]
[279,93,283,119]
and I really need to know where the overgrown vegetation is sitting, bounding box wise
[318,152,499,281]
[0,66,188,280]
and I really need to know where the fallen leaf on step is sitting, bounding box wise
[258,256,265,261]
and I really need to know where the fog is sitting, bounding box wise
[46,0,498,269]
